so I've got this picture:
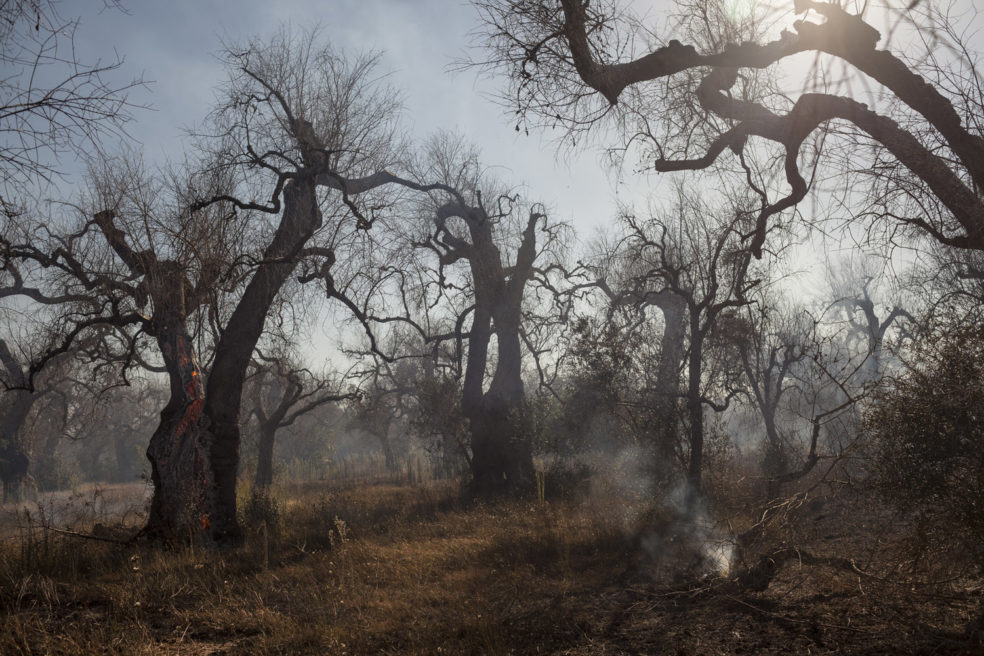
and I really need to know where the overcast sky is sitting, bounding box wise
[50,1,980,318]
[4,0,971,363]
[70,0,641,238]
[66,0,971,236]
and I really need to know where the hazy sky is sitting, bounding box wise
[3,0,971,366]
[47,1,981,326]
[65,0,971,238]
[70,0,635,238]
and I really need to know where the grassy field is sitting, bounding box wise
[0,478,979,655]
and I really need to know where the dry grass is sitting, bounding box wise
[0,478,979,655]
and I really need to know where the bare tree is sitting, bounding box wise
[0,28,442,543]
[320,134,574,495]
[719,300,812,497]
[606,187,766,498]
[475,0,984,260]
[591,231,688,481]
[0,0,141,213]
[246,348,355,490]
[373,136,571,496]
[0,326,132,499]
[148,28,450,543]
[826,256,913,383]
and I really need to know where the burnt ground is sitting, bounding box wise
[0,480,980,655]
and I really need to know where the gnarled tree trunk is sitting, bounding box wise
[0,340,37,503]
[139,176,322,545]
[467,315,534,495]
[144,318,207,539]
[197,176,322,544]
[457,211,539,497]
[651,294,686,482]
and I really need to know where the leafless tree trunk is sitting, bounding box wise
[606,190,762,499]
[0,339,39,502]
[248,348,353,490]
[144,317,207,538]
[457,202,540,495]
[651,294,686,478]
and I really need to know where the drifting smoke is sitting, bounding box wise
[585,445,655,533]
[642,481,736,578]
[587,448,736,578]
[677,487,737,578]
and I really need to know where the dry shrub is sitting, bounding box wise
[542,461,592,500]
[864,322,984,575]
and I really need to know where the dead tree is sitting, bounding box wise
[155,29,462,543]
[827,262,913,383]
[425,194,542,494]
[476,0,984,258]
[332,137,572,496]
[719,302,812,497]
[246,350,354,490]
[0,29,445,544]
[407,141,573,495]
[612,189,764,498]
[593,243,688,482]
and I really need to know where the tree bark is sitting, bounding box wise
[457,211,538,497]
[253,424,276,490]
[686,315,704,503]
[652,295,686,480]
[143,317,207,540]
[0,340,37,503]
[197,176,322,545]
[469,314,534,495]
[138,175,321,545]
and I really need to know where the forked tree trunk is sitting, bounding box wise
[459,210,539,497]
[467,343,534,494]
[142,176,322,545]
[463,291,535,494]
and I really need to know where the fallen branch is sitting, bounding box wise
[42,524,132,545]
[733,546,867,592]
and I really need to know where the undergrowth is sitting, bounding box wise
[0,478,978,655]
